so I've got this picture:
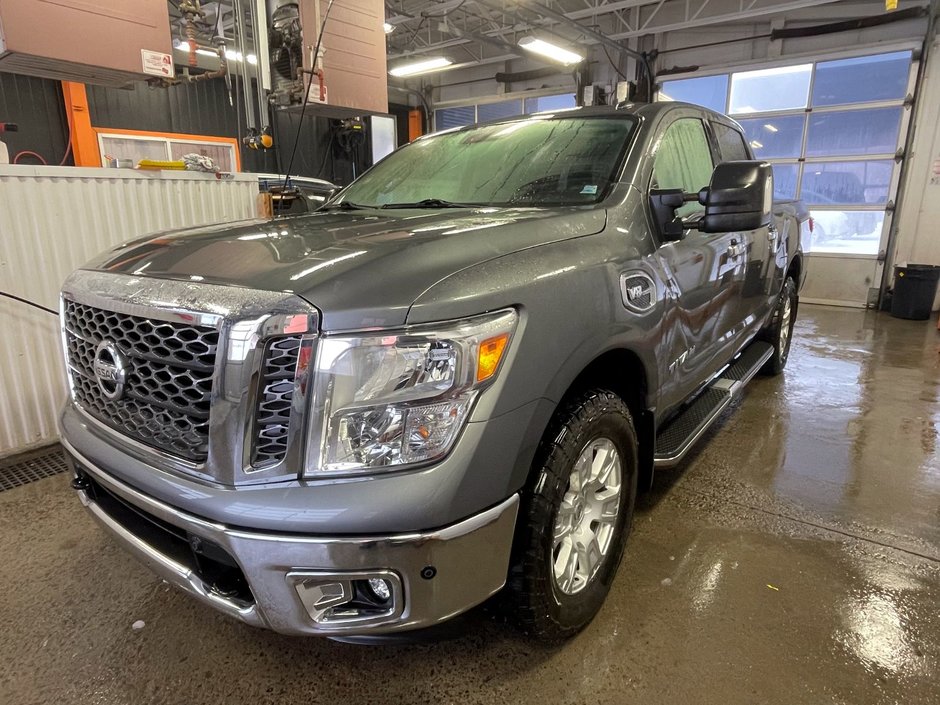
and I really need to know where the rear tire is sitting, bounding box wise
[506,389,638,641]
[760,276,798,376]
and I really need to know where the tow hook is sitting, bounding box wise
[70,475,91,492]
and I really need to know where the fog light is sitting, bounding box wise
[368,578,392,602]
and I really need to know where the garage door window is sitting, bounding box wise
[805,108,903,157]
[659,75,728,113]
[729,64,812,114]
[811,51,911,106]
[736,115,804,159]
[434,93,576,132]
[658,49,913,256]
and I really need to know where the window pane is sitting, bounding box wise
[737,115,804,158]
[652,119,714,218]
[808,209,883,255]
[524,94,577,113]
[169,141,234,171]
[100,136,168,164]
[812,51,911,107]
[800,161,894,205]
[659,75,728,113]
[711,122,749,161]
[771,163,799,200]
[805,107,902,157]
[477,100,523,122]
[436,106,475,131]
[729,64,812,114]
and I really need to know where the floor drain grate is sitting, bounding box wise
[0,444,70,492]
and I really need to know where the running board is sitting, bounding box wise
[653,341,774,468]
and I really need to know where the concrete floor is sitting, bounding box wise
[1,304,938,705]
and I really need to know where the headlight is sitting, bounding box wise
[305,309,518,476]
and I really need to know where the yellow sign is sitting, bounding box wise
[886,0,898,10]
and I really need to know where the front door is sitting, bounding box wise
[709,119,778,339]
[650,115,746,413]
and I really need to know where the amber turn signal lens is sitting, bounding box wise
[477,333,509,382]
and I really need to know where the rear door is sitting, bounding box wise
[651,115,745,413]
[709,120,779,338]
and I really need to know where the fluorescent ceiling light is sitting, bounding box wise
[384,22,394,34]
[763,123,778,132]
[224,50,257,63]
[750,140,763,149]
[389,56,452,77]
[173,41,220,59]
[518,37,583,66]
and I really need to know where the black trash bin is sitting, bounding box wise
[890,264,940,320]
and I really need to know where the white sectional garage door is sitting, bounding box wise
[660,48,918,307]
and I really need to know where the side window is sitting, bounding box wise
[651,118,714,218]
[711,122,751,161]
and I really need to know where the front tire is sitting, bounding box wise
[760,276,798,376]
[507,389,638,641]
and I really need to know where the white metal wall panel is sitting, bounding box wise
[0,165,258,457]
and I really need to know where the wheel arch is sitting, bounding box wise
[787,252,803,285]
[521,347,656,495]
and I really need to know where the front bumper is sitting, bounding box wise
[64,440,519,636]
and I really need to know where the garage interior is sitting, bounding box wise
[1,0,939,702]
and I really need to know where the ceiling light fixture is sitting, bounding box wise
[384,22,395,34]
[388,56,453,77]
[517,37,584,66]
[763,124,778,132]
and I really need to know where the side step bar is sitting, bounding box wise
[653,341,774,468]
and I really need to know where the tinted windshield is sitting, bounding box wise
[336,115,637,208]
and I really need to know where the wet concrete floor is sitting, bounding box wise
[1,304,938,704]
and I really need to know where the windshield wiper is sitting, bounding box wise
[318,201,371,211]
[380,198,479,209]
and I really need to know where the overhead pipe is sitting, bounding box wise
[178,0,207,68]
[515,0,654,99]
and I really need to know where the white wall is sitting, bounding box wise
[891,30,940,309]
[0,166,258,457]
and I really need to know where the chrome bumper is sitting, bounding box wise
[64,441,519,636]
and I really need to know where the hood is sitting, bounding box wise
[84,207,607,330]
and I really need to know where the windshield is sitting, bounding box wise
[335,115,637,209]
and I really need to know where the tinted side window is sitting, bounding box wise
[651,118,714,218]
[712,122,751,161]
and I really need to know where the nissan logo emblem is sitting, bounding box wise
[93,341,128,401]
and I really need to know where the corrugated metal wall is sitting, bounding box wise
[87,78,369,184]
[0,73,73,166]
[0,165,257,457]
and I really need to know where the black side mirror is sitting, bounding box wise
[700,161,773,234]
[649,189,688,241]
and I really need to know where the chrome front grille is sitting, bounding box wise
[62,300,219,462]
[60,270,319,485]
[252,336,302,467]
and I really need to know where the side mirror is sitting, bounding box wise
[700,161,773,234]
[649,189,688,241]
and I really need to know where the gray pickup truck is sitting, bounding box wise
[59,102,806,641]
